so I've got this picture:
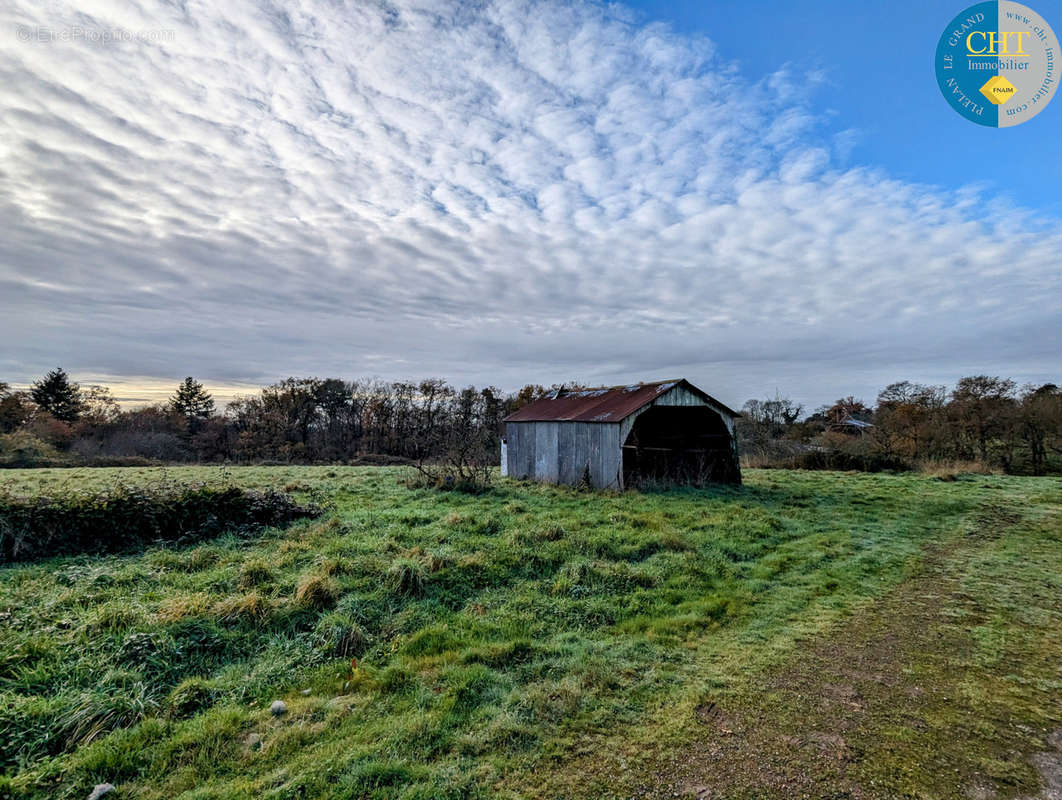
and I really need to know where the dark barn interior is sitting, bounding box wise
[622,406,740,487]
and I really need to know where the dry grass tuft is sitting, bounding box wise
[157,592,211,623]
[279,539,311,554]
[316,557,353,577]
[401,546,451,573]
[186,548,219,571]
[294,574,338,610]
[238,559,275,590]
[388,558,426,598]
[917,459,999,479]
[212,592,275,624]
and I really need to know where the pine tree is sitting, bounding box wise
[170,377,215,420]
[30,367,85,423]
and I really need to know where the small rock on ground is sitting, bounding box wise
[88,784,115,800]
[270,700,287,716]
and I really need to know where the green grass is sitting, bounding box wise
[0,466,1059,799]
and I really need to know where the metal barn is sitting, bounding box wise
[501,379,740,489]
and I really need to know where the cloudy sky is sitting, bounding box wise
[1,0,1060,411]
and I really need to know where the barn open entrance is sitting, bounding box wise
[622,406,740,487]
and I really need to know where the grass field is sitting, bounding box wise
[0,466,1059,799]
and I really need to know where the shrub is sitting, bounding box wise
[348,454,411,466]
[748,448,910,472]
[0,432,66,467]
[0,483,321,562]
[791,449,909,472]
[94,430,190,462]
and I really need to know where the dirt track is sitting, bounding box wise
[643,504,1062,800]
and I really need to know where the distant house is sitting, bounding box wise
[501,379,741,490]
[829,416,874,436]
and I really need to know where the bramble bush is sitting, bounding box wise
[0,482,321,562]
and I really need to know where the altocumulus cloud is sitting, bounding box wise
[0,0,1059,407]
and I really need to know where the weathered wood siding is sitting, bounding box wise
[534,422,559,483]
[505,422,536,481]
[505,421,623,489]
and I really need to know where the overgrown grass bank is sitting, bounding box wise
[0,482,320,562]
[0,466,1057,799]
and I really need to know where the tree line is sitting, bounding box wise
[0,370,523,468]
[736,376,1062,475]
[1,369,1060,475]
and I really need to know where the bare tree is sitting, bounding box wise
[1018,383,1062,475]
[950,376,1017,463]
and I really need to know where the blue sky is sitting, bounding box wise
[626,0,1062,215]
[0,0,1059,410]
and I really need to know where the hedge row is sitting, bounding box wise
[752,449,911,473]
[0,483,322,562]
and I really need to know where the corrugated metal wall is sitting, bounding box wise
[505,421,622,489]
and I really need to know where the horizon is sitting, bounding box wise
[6,365,1052,417]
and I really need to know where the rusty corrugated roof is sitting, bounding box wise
[503,379,738,423]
